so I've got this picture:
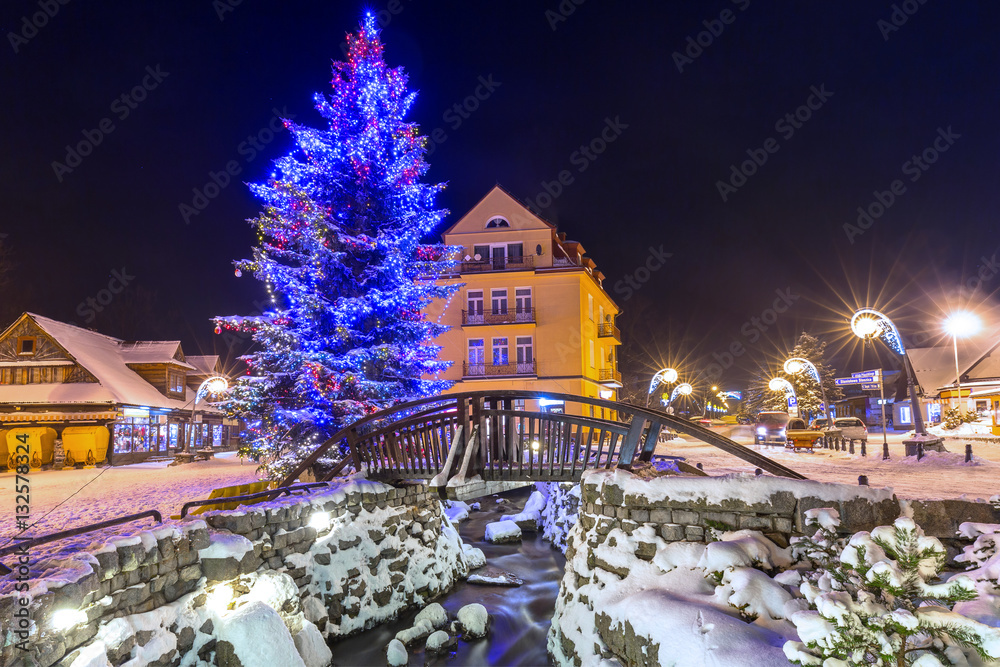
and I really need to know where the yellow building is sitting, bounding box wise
[427,185,621,417]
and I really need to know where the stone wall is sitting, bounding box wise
[538,482,579,553]
[1,479,468,667]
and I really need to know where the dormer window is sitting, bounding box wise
[485,216,510,228]
[17,336,36,356]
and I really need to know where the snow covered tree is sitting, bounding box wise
[784,516,1000,666]
[215,13,459,479]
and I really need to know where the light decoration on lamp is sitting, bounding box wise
[783,356,830,421]
[210,13,461,476]
[663,382,693,407]
[647,368,679,407]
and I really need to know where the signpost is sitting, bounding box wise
[835,369,888,453]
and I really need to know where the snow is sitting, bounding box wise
[68,642,112,667]
[462,543,486,570]
[484,520,521,543]
[414,602,448,630]
[425,629,450,652]
[217,601,306,667]
[395,619,434,645]
[197,533,254,561]
[386,638,408,666]
[443,500,471,523]
[292,620,332,667]
[456,603,489,639]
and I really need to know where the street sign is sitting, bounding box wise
[861,383,881,391]
[787,396,798,406]
[851,370,880,380]
[835,377,867,386]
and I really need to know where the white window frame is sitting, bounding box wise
[467,339,485,372]
[491,288,508,315]
[515,287,532,321]
[466,289,484,324]
[516,336,533,373]
[492,337,509,366]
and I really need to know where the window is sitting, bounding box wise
[516,336,533,373]
[899,406,912,424]
[485,216,509,228]
[588,294,594,321]
[17,336,36,356]
[491,288,508,314]
[168,371,185,394]
[473,245,490,262]
[515,287,532,321]
[513,399,525,411]
[589,340,595,368]
[492,337,509,366]
[467,289,484,324]
[507,243,523,262]
[599,305,604,323]
[468,339,485,374]
[490,244,507,269]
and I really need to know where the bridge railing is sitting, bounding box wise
[277,389,804,488]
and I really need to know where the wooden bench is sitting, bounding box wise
[194,449,215,461]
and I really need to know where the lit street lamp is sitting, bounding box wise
[944,312,980,416]
[784,357,829,424]
[663,382,693,412]
[647,367,679,407]
[768,377,797,416]
[851,307,939,448]
[187,375,229,454]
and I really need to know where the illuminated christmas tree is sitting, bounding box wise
[215,13,458,478]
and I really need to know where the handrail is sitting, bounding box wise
[0,511,162,575]
[178,482,330,518]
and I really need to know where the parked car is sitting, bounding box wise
[809,418,830,430]
[834,417,868,443]
[754,411,790,445]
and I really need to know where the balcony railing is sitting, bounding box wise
[462,308,536,326]
[599,368,622,385]
[459,255,534,273]
[597,322,621,339]
[463,360,537,378]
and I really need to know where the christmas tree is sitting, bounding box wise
[215,13,459,479]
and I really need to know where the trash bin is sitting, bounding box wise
[62,426,111,467]
[6,427,57,469]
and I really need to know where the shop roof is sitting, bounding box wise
[120,341,194,368]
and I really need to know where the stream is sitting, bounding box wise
[327,486,566,666]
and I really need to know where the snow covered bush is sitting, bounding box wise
[956,522,1000,571]
[784,515,1000,666]
[942,407,979,430]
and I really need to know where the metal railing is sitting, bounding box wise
[597,322,621,339]
[177,482,331,518]
[599,368,622,384]
[459,256,534,273]
[462,308,536,326]
[463,360,537,377]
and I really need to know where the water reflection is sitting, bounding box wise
[328,487,565,666]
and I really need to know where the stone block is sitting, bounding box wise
[602,506,615,517]
[648,509,672,524]
[701,512,739,531]
[773,517,793,533]
[117,543,145,572]
[737,514,773,531]
[630,509,649,523]
[634,542,657,561]
[659,524,685,541]
[601,482,624,506]
[684,525,704,541]
[95,548,120,580]
[672,510,699,525]
[179,563,204,582]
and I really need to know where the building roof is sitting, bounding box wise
[0,313,213,411]
[185,355,221,375]
[908,333,1000,394]
[119,341,193,368]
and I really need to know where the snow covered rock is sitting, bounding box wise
[293,620,333,667]
[424,629,453,653]
[470,502,481,511]
[467,568,524,587]
[462,543,486,570]
[394,618,434,645]
[414,602,448,630]
[385,638,408,666]
[443,500,471,523]
[484,520,521,544]
[457,603,489,639]
[217,601,306,667]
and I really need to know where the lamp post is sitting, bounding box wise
[768,377,797,417]
[647,367,678,408]
[663,382,693,413]
[851,308,939,449]
[784,357,828,425]
[187,376,229,454]
[944,312,980,417]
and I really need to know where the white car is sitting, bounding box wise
[834,417,868,442]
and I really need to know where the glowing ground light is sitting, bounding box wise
[308,511,331,531]
[51,608,87,630]
[208,585,233,615]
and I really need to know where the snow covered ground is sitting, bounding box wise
[0,453,262,561]
[661,429,1000,500]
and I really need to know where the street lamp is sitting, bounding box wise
[187,375,229,454]
[944,312,980,416]
[784,357,829,425]
[768,377,797,416]
[851,307,938,446]
[647,367,679,407]
[663,382,693,412]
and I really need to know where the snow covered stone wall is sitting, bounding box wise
[537,482,579,553]
[1,478,469,667]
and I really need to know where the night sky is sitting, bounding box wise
[3,1,999,390]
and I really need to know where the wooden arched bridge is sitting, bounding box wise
[278,391,804,489]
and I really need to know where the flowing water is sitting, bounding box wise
[328,486,566,666]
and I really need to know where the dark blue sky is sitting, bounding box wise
[3,1,998,387]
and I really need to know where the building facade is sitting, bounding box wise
[427,186,621,417]
[0,313,236,464]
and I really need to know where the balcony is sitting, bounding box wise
[463,360,537,378]
[459,255,534,273]
[599,368,622,386]
[462,308,536,326]
[597,322,621,340]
